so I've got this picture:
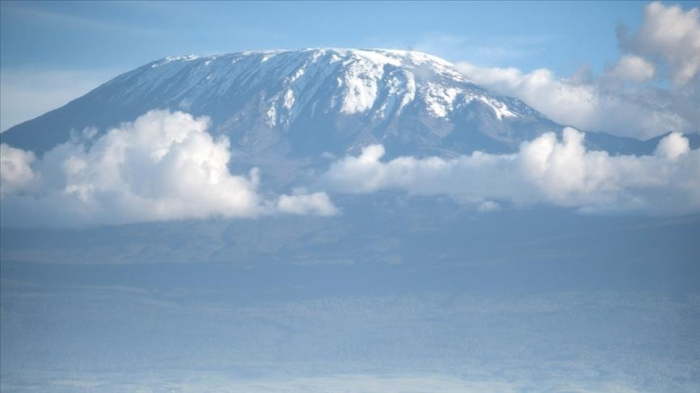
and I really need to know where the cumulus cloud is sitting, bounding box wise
[455,2,699,139]
[276,189,339,216]
[0,144,36,195]
[618,1,700,85]
[654,131,690,159]
[607,55,656,82]
[0,110,337,227]
[318,129,700,215]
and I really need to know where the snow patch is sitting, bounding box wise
[477,97,517,120]
[424,84,460,118]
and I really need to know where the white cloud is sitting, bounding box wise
[454,2,700,139]
[318,129,700,215]
[0,144,37,196]
[654,130,690,159]
[276,188,339,216]
[454,62,690,139]
[618,1,700,85]
[607,55,656,82]
[0,110,337,227]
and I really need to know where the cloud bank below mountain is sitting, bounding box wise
[319,128,700,215]
[0,110,336,227]
[2,109,698,228]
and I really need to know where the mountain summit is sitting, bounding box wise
[2,48,566,157]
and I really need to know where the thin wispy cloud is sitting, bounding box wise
[413,32,548,64]
[3,2,165,36]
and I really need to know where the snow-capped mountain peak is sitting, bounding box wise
[127,48,479,121]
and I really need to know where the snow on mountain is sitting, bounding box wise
[2,48,569,158]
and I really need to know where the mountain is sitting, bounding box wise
[1,48,653,159]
